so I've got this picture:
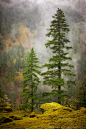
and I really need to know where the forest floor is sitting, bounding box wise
[0,102,86,129]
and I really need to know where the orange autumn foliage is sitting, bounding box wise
[18,23,34,51]
[0,23,35,51]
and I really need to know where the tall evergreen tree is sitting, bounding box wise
[20,48,41,112]
[42,8,76,104]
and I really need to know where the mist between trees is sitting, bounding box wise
[0,0,86,111]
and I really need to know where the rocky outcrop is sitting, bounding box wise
[0,116,13,123]
[0,103,86,129]
[0,115,23,124]
[30,112,36,118]
[40,102,63,113]
[9,116,23,120]
[4,106,12,112]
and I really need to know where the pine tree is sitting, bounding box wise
[42,8,76,104]
[20,48,41,112]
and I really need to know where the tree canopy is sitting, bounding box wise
[42,8,76,104]
[20,48,41,112]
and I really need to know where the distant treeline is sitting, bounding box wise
[0,3,41,38]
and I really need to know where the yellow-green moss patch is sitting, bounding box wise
[40,102,63,113]
[30,112,36,118]
[0,103,86,129]
[4,106,12,112]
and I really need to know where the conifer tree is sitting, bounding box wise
[20,48,41,112]
[42,8,76,104]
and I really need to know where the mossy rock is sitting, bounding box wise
[0,105,86,129]
[40,102,63,113]
[0,103,6,112]
[0,103,6,107]
[78,107,86,115]
[9,115,23,120]
[0,116,13,123]
[4,106,12,112]
[0,107,4,111]
[30,112,36,118]
[23,114,29,117]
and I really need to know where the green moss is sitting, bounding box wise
[30,112,36,118]
[0,103,86,129]
[9,115,23,120]
[40,102,63,113]
[0,116,13,123]
[4,106,12,112]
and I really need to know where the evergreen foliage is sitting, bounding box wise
[0,84,4,99]
[0,42,25,81]
[20,48,41,112]
[42,8,76,104]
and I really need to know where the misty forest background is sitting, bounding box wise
[0,0,86,110]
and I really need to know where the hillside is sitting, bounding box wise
[0,0,86,110]
[0,23,36,102]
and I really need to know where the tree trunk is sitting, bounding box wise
[58,22,61,104]
[58,64,61,104]
[31,97,34,112]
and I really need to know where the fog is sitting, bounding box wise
[0,0,86,69]
[0,0,86,104]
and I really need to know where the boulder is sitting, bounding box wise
[0,115,23,124]
[4,106,12,112]
[9,115,23,120]
[30,112,36,118]
[0,116,13,123]
[23,114,28,117]
[40,102,63,113]
[0,107,4,111]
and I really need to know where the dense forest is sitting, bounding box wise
[0,0,86,129]
[0,0,86,112]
